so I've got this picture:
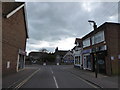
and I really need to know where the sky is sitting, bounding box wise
[15,0,119,54]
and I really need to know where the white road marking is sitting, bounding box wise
[15,68,40,88]
[53,76,59,88]
[50,67,53,74]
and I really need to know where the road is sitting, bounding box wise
[14,65,99,88]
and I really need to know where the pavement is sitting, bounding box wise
[2,64,39,89]
[63,66,119,88]
[2,64,119,89]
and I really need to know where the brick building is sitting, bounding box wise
[2,2,28,76]
[82,22,120,75]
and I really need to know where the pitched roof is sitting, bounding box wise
[55,50,68,56]
[2,2,28,38]
[2,2,24,18]
[63,51,73,58]
[75,38,82,44]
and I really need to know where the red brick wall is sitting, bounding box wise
[105,23,119,75]
[2,7,27,76]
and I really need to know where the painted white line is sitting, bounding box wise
[72,74,98,88]
[15,68,40,88]
[53,76,59,88]
[51,71,53,74]
[50,68,54,74]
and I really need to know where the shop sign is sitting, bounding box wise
[82,49,91,54]
[111,56,114,60]
[118,55,120,59]
[19,49,26,55]
[99,45,107,51]
[98,59,104,64]
[92,45,107,53]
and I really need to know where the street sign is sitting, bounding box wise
[111,56,114,60]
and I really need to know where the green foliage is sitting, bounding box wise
[45,53,56,62]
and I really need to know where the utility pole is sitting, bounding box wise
[88,20,98,78]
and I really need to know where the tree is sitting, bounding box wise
[39,48,48,53]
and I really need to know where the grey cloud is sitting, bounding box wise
[25,2,118,52]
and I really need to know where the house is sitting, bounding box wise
[73,38,83,69]
[55,47,68,64]
[82,22,120,75]
[2,2,28,76]
[28,52,48,64]
[63,50,74,64]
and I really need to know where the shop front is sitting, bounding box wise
[17,49,26,72]
[92,45,107,74]
[82,49,92,70]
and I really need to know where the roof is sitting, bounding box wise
[75,38,82,44]
[63,50,73,58]
[29,52,48,56]
[2,2,24,18]
[2,2,28,38]
[55,50,68,56]
[82,22,120,40]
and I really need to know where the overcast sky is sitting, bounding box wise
[16,0,119,54]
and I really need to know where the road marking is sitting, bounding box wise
[72,74,99,88]
[15,68,40,89]
[53,76,59,88]
[50,67,53,74]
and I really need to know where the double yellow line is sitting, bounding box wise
[15,68,40,89]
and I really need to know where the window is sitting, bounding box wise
[92,31,105,45]
[83,38,90,48]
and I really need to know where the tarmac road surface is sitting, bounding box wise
[17,65,99,88]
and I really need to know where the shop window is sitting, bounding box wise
[84,54,91,70]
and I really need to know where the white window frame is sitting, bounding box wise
[92,31,105,45]
[83,38,90,48]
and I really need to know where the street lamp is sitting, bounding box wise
[88,20,98,78]
[88,20,97,30]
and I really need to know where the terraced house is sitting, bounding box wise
[2,2,28,76]
[82,22,120,75]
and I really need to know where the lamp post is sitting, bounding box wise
[88,20,98,78]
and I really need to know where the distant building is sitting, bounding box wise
[63,50,74,64]
[55,47,68,64]
[28,52,48,64]
[2,2,28,76]
[82,22,120,75]
[73,38,83,68]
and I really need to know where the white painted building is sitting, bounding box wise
[63,50,74,64]
[73,38,83,69]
